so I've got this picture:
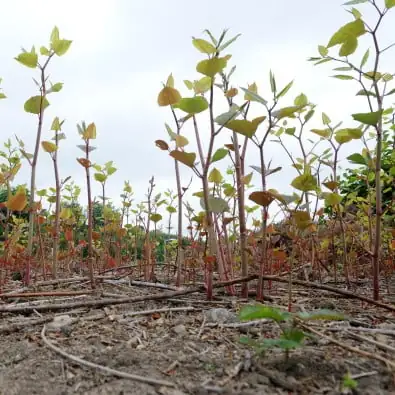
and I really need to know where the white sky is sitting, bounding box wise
[0,0,394,228]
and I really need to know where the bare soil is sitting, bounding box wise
[0,277,394,395]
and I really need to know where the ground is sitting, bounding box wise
[0,275,394,395]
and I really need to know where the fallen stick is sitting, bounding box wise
[301,323,395,371]
[1,274,394,314]
[41,325,175,387]
[0,316,53,334]
[245,274,395,312]
[0,290,93,299]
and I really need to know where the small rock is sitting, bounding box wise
[158,387,187,395]
[172,324,187,335]
[47,315,74,331]
[127,336,140,348]
[204,308,237,324]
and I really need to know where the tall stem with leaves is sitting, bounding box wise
[41,117,66,278]
[309,0,395,299]
[76,122,97,288]
[220,71,251,297]
[15,27,71,283]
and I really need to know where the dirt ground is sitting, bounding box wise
[0,277,394,395]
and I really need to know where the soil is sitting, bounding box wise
[0,276,394,395]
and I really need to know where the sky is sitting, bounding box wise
[0,0,394,230]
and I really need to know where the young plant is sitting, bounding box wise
[76,121,97,288]
[15,26,71,284]
[41,116,66,278]
[93,160,117,257]
[309,0,395,299]
[241,75,309,300]
[157,29,249,298]
[0,139,22,240]
[239,303,345,361]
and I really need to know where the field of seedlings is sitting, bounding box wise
[0,1,394,394]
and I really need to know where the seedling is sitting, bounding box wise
[239,303,345,361]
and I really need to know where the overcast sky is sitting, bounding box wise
[0,0,394,227]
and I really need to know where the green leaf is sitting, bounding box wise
[276,80,294,99]
[322,112,331,125]
[200,195,229,213]
[311,128,331,139]
[272,106,303,119]
[107,166,117,176]
[224,117,265,138]
[335,128,363,144]
[350,7,362,19]
[239,304,290,323]
[297,309,345,321]
[224,186,236,197]
[175,135,189,148]
[215,105,241,125]
[196,56,228,77]
[285,127,296,135]
[208,168,223,183]
[40,46,50,56]
[385,0,395,9]
[294,93,308,106]
[51,117,62,131]
[166,74,174,88]
[50,26,60,44]
[343,0,368,4]
[363,71,382,81]
[249,166,282,177]
[333,66,353,71]
[41,141,58,153]
[347,153,367,165]
[352,110,382,126]
[360,48,369,68]
[332,74,354,80]
[169,150,196,168]
[304,109,315,123]
[269,70,276,94]
[150,213,162,223]
[314,58,332,65]
[291,210,312,230]
[165,123,177,140]
[356,89,376,97]
[327,19,366,48]
[48,82,63,93]
[37,189,47,197]
[94,173,107,183]
[339,36,358,56]
[52,39,72,56]
[211,148,228,163]
[194,76,212,94]
[166,206,177,213]
[240,87,268,105]
[192,38,217,54]
[0,93,6,99]
[218,33,241,52]
[184,80,193,90]
[318,45,328,57]
[385,88,395,97]
[24,95,50,114]
[291,173,318,192]
[324,192,343,206]
[174,96,209,114]
[15,52,38,68]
